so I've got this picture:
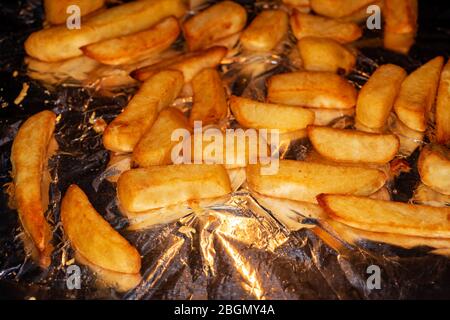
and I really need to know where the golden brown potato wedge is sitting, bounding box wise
[44,0,105,25]
[418,145,450,196]
[267,71,357,109]
[282,0,311,12]
[307,125,399,164]
[117,164,232,212]
[81,16,180,66]
[25,0,187,62]
[310,0,374,19]
[133,108,190,167]
[388,115,424,156]
[297,37,356,74]
[247,160,387,203]
[190,68,228,126]
[182,1,247,51]
[241,10,289,52]
[103,70,184,153]
[318,194,450,239]
[290,11,362,43]
[436,60,450,145]
[230,95,314,132]
[413,183,450,207]
[393,56,444,132]
[383,0,417,54]
[61,185,141,277]
[308,107,355,126]
[356,64,407,129]
[131,46,227,82]
[11,110,57,267]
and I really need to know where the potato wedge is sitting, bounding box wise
[117,164,232,212]
[131,46,227,82]
[103,70,184,153]
[418,145,450,196]
[383,0,417,54]
[61,185,141,275]
[282,0,311,12]
[133,108,190,167]
[247,160,387,203]
[230,96,314,132]
[81,16,180,66]
[393,56,444,132]
[190,68,228,126]
[182,1,247,51]
[307,125,399,164]
[25,0,186,62]
[267,71,357,109]
[290,11,362,43]
[356,64,407,129]
[308,107,355,126]
[310,0,374,19]
[11,110,57,267]
[297,37,356,74]
[318,194,450,239]
[413,183,450,207]
[436,60,450,145]
[241,10,289,52]
[44,0,105,25]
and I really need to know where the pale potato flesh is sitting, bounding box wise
[103,70,184,153]
[436,60,450,145]
[44,0,105,25]
[247,160,387,203]
[307,125,399,164]
[133,108,190,167]
[356,64,407,129]
[241,10,289,51]
[267,71,357,109]
[393,56,444,131]
[61,185,141,274]
[418,145,450,195]
[11,110,57,267]
[117,164,232,212]
[318,194,450,239]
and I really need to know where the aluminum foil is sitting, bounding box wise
[1,0,450,299]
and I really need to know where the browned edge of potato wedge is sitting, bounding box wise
[11,110,57,268]
[44,0,105,25]
[436,59,450,145]
[103,69,184,153]
[247,160,387,204]
[317,194,450,239]
[307,125,400,164]
[418,145,450,196]
[117,164,232,213]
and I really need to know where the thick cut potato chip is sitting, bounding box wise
[307,125,399,164]
[436,60,450,145]
[11,110,57,267]
[267,71,357,109]
[190,68,228,126]
[82,17,180,66]
[318,194,450,239]
[182,1,247,51]
[131,46,227,82]
[290,11,362,43]
[103,70,184,153]
[393,56,444,132]
[133,108,190,167]
[297,37,356,74]
[44,0,105,25]
[310,0,374,19]
[117,164,232,212]
[241,10,288,51]
[247,160,387,203]
[356,64,407,129]
[61,185,141,275]
[25,0,187,62]
[230,96,314,132]
[418,145,450,196]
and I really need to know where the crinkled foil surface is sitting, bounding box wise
[1,0,450,299]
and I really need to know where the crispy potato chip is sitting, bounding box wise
[103,70,184,153]
[247,160,387,203]
[318,194,450,239]
[307,125,399,164]
[82,16,180,66]
[393,56,444,132]
[241,10,288,52]
[267,71,357,109]
[182,1,247,51]
[418,145,450,196]
[44,0,105,25]
[356,64,407,129]
[436,60,450,145]
[310,0,374,19]
[11,110,57,267]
